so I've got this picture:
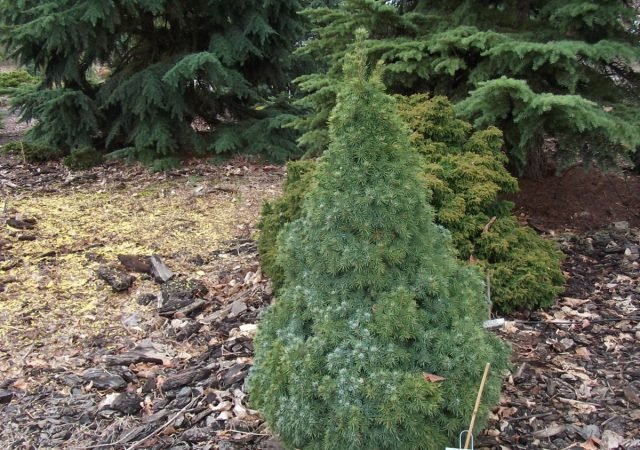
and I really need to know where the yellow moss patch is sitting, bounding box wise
[0,182,247,353]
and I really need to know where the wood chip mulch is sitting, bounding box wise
[0,148,638,449]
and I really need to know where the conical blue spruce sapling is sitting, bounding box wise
[249,34,510,450]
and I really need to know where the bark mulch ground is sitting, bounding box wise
[0,120,639,448]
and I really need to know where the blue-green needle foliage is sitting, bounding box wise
[0,0,305,165]
[294,0,640,174]
[249,37,509,450]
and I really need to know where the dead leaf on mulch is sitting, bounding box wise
[11,378,28,391]
[580,437,600,450]
[423,373,446,383]
[575,347,591,359]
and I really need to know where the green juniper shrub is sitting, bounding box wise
[0,69,40,96]
[249,35,509,450]
[257,159,317,292]
[259,94,564,313]
[396,94,565,312]
[0,140,63,163]
[62,147,104,171]
[475,217,565,312]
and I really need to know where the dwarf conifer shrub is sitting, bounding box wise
[0,140,63,162]
[62,147,104,171]
[396,94,565,312]
[0,69,39,96]
[249,38,509,450]
[475,217,565,312]
[259,94,564,312]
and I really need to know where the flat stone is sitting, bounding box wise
[221,363,249,388]
[159,278,208,315]
[137,293,157,306]
[150,255,174,283]
[218,441,243,450]
[181,427,210,442]
[623,385,640,406]
[531,424,566,439]
[117,254,151,273]
[6,218,36,230]
[261,439,286,450]
[578,424,600,439]
[161,278,207,302]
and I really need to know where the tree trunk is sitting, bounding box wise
[517,0,531,25]
[523,138,550,179]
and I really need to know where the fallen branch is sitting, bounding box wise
[506,412,553,423]
[557,397,601,408]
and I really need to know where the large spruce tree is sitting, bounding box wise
[0,0,304,166]
[295,0,640,175]
[249,34,509,449]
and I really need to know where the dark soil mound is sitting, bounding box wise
[509,168,639,232]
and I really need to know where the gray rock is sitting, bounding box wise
[218,441,243,450]
[592,231,612,246]
[109,393,142,415]
[260,439,286,450]
[6,217,36,230]
[230,299,247,316]
[161,278,207,302]
[0,389,13,404]
[181,427,210,442]
[221,363,249,389]
[136,293,157,306]
[159,278,208,316]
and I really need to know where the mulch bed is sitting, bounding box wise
[0,139,639,448]
[479,225,640,449]
[1,222,637,450]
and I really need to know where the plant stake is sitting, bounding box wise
[464,363,491,449]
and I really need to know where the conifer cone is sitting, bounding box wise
[250,32,509,450]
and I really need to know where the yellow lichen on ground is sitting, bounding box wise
[0,181,250,355]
